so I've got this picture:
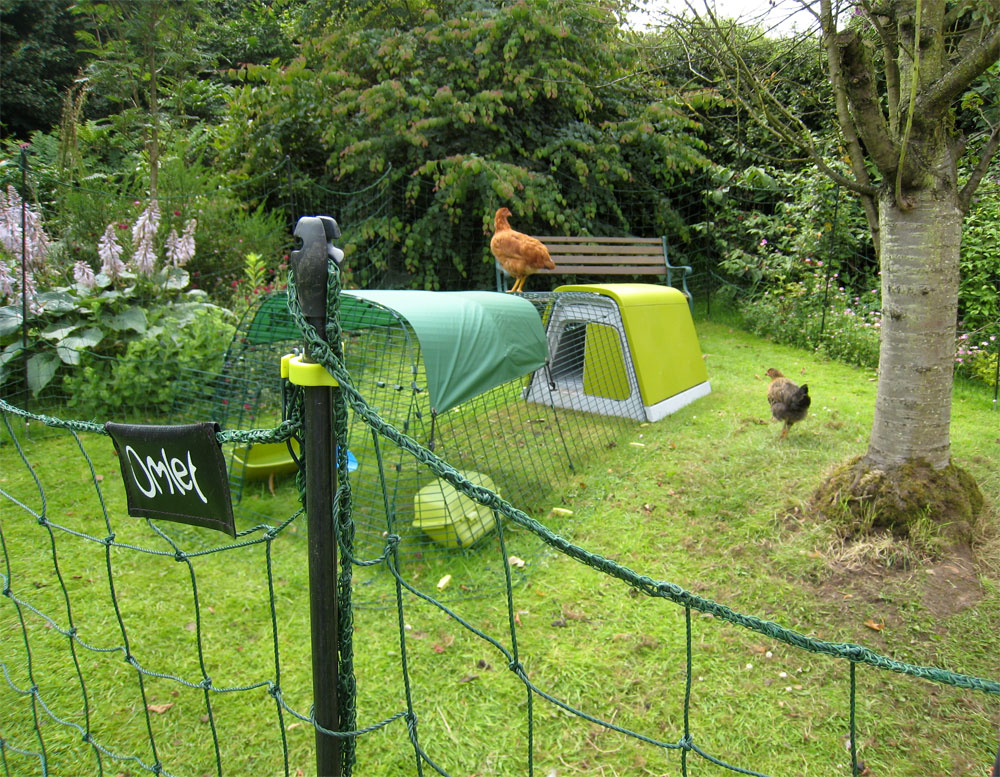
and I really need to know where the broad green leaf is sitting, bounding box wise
[1,341,25,367]
[35,290,79,314]
[41,321,83,342]
[27,352,61,395]
[0,306,22,338]
[56,327,104,365]
[107,307,148,333]
[162,266,190,290]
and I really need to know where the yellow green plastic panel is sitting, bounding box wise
[582,323,631,400]
[555,283,709,405]
[412,471,498,549]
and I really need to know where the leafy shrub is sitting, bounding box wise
[959,186,1000,334]
[740,271,882,369]
[62,302,236,416]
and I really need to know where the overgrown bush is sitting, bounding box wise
[62,302,235,417]
[0,193,234,406]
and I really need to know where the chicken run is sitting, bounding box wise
[214,283,709,560]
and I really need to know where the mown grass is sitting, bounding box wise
[1,318,998,777]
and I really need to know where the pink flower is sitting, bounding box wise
[98,224,126,279]
[0,257,15,303]
[73,261,97,289]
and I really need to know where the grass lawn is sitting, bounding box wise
[1,318,998,777]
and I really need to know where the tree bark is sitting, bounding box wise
[864,184,962,470]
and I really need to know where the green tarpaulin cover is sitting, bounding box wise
[342,290,547,414]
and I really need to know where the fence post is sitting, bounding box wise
[291,215,344,776]
[19,146,29,415]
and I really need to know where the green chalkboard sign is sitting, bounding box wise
[106,421,236,538]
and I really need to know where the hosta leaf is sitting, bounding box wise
[0,306,22,337]
[41,321,83,341]
[27,351,61,395]
[56,328,104,365]
[35,290,78,313]
[162,266,190,290]
[107,307,148,333]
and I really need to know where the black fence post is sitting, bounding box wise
[291,215,344,777]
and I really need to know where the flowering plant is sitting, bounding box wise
[1,193,227,398]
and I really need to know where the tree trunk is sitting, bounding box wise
[864,186,962,471]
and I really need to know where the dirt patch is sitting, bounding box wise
[816,541,984,622]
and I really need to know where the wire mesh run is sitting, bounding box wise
[205,292,633,561]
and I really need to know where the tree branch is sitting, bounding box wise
[832,29,899,173]
[920,24,1000,116]
[958,125,1000,211]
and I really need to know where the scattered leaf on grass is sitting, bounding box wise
[550,507,573,516]
[185,622,197,632]
[551,618,567,628]
[458,674,478,683]
[864,619,884,632]
[286,722,302,730]
[508,555,526,569]
[147,703,174,714]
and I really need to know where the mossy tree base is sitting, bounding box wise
[811,455,985,551]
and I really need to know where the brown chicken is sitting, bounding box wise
[765,368,811,438]
[490,207,554,293]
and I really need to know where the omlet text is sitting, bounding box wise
[124,446,208,504]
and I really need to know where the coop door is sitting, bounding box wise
[582,323,631,400]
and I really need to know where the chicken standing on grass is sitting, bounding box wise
[765,368,811,439]
[490,207,554,293]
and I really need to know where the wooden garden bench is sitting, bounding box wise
[496,235,693,309]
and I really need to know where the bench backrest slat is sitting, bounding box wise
[495,233,692,309]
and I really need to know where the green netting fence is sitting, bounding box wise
[1,223,998,777]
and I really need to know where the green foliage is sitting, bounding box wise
[221,0,711,289]
[740,272,882,369]
[959,185,1000,334]
[197,0,297,69]
[62,302,236,415]
[0,0,89,139]
[697,164,875,291]
[0,266,230,400]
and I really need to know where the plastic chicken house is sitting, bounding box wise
[524,283,711,422]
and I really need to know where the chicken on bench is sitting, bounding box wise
[495,235,693,310]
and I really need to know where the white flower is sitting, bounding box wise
[131,200,160,248]
[22,206,49,272]
[73,260,97,289]
[0,186,22,255]
[132,235,157,275]
[0,185,49,271]
[165,218,196,266]
[0,257,15,303]
[98,224,126,279]
[18,270,40,315]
